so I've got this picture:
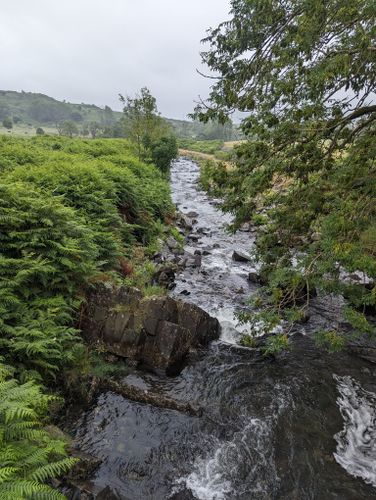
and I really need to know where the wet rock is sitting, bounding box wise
[143,320,192,373]
[153,265,176,289]
[248,271,263,284]
[185,254,202,268]
[141,296,178,336]
[239,222,251,232]
[347,337,376,364]
[194,249,202,256]
[177,255,188,267]
[212,243,220,249]
[179,214,194,231]
[166,236,179,250]
[68,450,102,481]
[172,247,185,256]
[96,486,121,500]
[176,301,219,346]
[202,249,211,256]
[232,250,252,262]
[180,290,191,296]
[186,211,199,218]
[197,227,211,235]
[169,489,197,500]
[82,283,220,375]
[187,234,200,242]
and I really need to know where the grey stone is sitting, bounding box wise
[232,250,252,262]
[166,236,179,249]
[239,222,251,232]
[81,284,220,375]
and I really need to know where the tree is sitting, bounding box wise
[0,105,10,121]
[2,117,13,130]
[57,120,78,137]
[69,111,83,122]
[150,135,178,173]
[194,0,376,347]
[88,121,101,138]
[103,105,114,125]
[119,87,169,159]
[36,127,45,135]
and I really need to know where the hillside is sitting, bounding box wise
[0,90,239,140]
[0,90,121,134]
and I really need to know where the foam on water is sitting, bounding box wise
[177,417,275,500]
[334,375,376,487]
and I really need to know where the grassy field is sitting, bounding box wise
[1,123,58,136]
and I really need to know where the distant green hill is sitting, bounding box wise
[0,90,240,140]
[0,90,121,132]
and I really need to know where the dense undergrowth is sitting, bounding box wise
[0,135,174,496]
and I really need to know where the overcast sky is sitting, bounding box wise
[0,0,231,119]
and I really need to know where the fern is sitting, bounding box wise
[0,361,76,499]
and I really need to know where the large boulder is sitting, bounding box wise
[81,283,220,375]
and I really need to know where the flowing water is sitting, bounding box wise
[71,158,376,499]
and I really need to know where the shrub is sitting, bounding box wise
[2,117,12,130]
[150,135,178,173]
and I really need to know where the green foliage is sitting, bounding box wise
[315,330,346,353]
[0,360,77,499]
[0,131,173,497]
[0,90,239,141]
[35,127,45,136]
[0,90,123,129]
[195,0,376,347]
[150,135,178,173]
[57,121,78,138]
[178,138,224,155]
[199,160,229,196]
[0,135,173,376]
[2,117,12,130]
[119,87,171,160]
[0,181,94,377]
[262,334,290,356]
[240,334,256,348]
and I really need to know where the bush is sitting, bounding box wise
[2,117,12,130]
[150,135,178,173]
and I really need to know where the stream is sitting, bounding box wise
[71,158,376,499]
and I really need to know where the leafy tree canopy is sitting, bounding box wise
[194,0,376,346]
[120,87,170,160]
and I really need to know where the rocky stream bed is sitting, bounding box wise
[66,158,376,500]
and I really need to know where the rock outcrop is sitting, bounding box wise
[81,283,220,375]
